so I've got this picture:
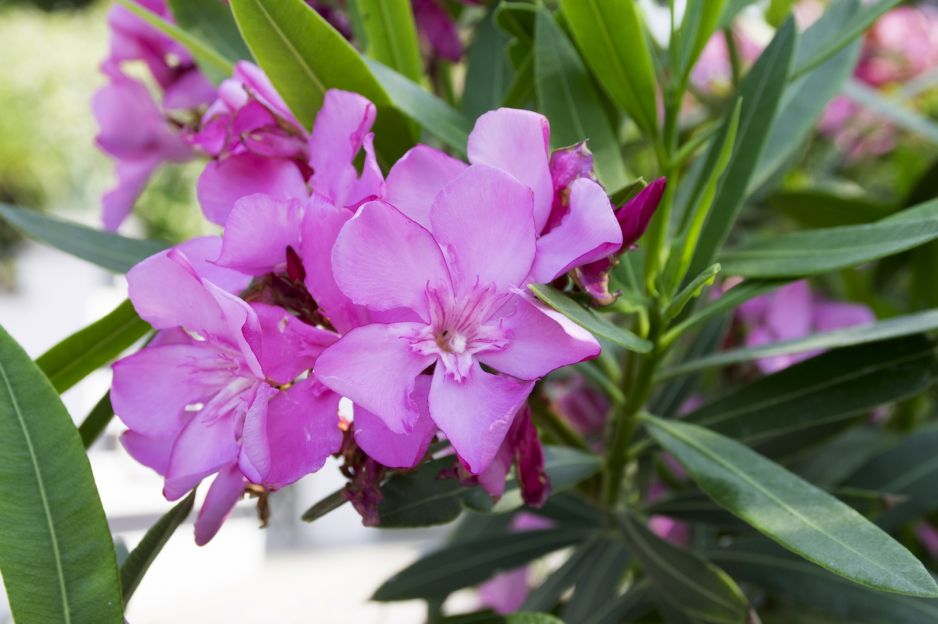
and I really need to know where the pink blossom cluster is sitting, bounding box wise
[105,44,663,541]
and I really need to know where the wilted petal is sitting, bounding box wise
[479,295,600,380]
[332,200,452,318]
[193,464,245,546]
[514,405,549,507]
[197,152,307,225]
[385,144,467,229]
[429,363,533,474]
[617,178,666,248]
[430,165,537,295]
[240,378,342,488]
[467,109,553,231]
[216,194,305,276]
[316,323,435,433]
[412,0,463,61]
[354,377,436,468]
[530,178,622,283]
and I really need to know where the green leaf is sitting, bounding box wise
[521,540,599,612]
[843,79,938,145]
[641,414,938,597]
[533,8,628,189]
[687,18,797,278]
[767,189,896,229]
[663,263,721,322]
[353,0,422,82]
[301,487,348,523]
[619,512,750,623]
[791,0,901,79]
[120,491,196,604]
[561,537,631,623]
[36,299,150,394]
[719,197,938,278]
[674,0,728,83]
[166,0,252,65]
[847,426,938,531]
[709,541,938,624]
[0,325,123,623]
[373,528,592,601]
[682,336,938,454]
[440,613,565,624]
[661,307,938,379]
[115,0,234,82]
[529,285,652,353]
[365,58,471,155]
[581,582,654,624]
[462,7,515,120]
[0,204,168,273]
[560,0,659,138]
[79,392,114,449]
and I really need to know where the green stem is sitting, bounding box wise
[724,28,743,89]
[530,387,592,453]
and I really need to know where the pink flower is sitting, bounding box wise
[737,280,875,374]
[475,405,550,506]
[315,163,601,474]
[856,6,938,87]
[691,30,762,95]
[111,238,343,544]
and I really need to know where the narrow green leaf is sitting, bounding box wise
[0,325,123,623]
[529,285,652,353]
[843,79,938,145]
[115,0,234,82]
[301,487,348,523]
[373,529,592,601]
[463,7,515,120]
[663,263,721,322]
[683,336,938,452]
[561,537,631,623]
[653,317,731,419]
[533,8,628,189]
[687,19,796,278]
[709,541,938,624]
[791,0,901,79]
[120,491,196,604]
[354,0,422,82]
[662,307,938,379]
[847,426,938,531]
[79,392,114,449]
[365,58,471,155]
[581,582,654,624]
[720,197,938,278]
[561,0,658,138]
[0,204,168,273]
[641,414,938,597]
[675,0,728,83]
[620,512,749,623]
[36,299,149,394]
[767,189,895,229]
[521,540,599,612]
[166,0,252,64]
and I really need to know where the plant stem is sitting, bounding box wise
[530,387,592,452]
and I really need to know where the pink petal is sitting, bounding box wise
[174,236,251,294]
[430,165,537,294]
[617,177,666,248]
[309,89,382,207]
[766,280,813,342]
[111,343,221,438]
[385,144,467,229]
[530,178,622,283]
[514,405,549,507]
[193,464,245,546]
[162,68,216,110]
[411,0,464,62]
[240,378,342,488]
[478,568,529,615]
[197,153,307,225]
[233,61,299,127]
[814,301,875,332]
[316,323,435,434]
[429,363,533,474]
[353,377,436,468]
[479,295,600,380]
[332,200,452,318]
[101,157,161,231]
[467,109,553,231]
[216,194,305,275]
[121,430,175,475]
[251,303,338,385]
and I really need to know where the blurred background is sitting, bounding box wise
[1,0,937,622]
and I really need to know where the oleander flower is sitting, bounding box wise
[111,238,343,544]
[316,164,601,474]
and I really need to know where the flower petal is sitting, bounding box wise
[193,464,245,546]
[385,144,467,229]
[467,109,553,231]
[120,430,175,475]
[216,194,304,276]
[316,323,435,434]
[240,378,342,488]
[429,362,533,474]
[332,200,452,317]
[252,303,338,385]
[101,157,160,231]
[354,377,436,468]
[479,295,600,380]
[174,236,251,294]
[617,177,666,248]
[430,165,536,294]
[530,178,622,283]
[197,152,307,225]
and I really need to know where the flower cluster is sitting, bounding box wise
[107,46,663,541]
